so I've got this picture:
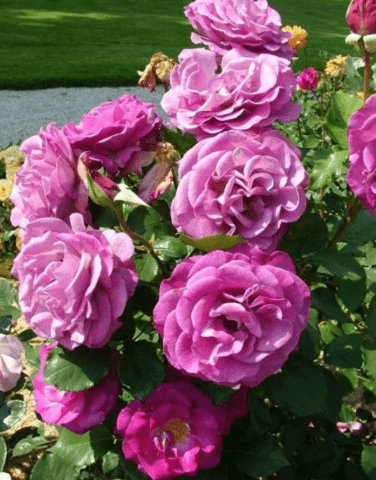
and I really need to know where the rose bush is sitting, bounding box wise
[161,47,300,140]
[12,213,138,350]
[171,129,308,251]
[153,244,310,387]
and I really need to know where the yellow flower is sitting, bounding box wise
[282,25,307,50]
[0,179,13,201]
[356,91,364,100]
[0,145,25,182]
[325,55,348,76]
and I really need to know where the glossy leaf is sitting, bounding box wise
[179,232,246,252]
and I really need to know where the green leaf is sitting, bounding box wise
[153,236,187,261]
[179,232,246,252]
[51,425,113,468]
[366,296,376,336]
[338,274,366,311]
[324,333,363,368]
[310,249,365,281]
[127,205,175,241]
[0,436,6,472]
[318,321,342,344]
[30,453,78,480]
[193,380,235,405]
[232,435,290,478]
[310,149,348,190]
[362,343,376,378]
[43,345,112,391]
[343,209,376,245]
[161,127,196,157]
[118,341,164,400]
[297,324,320,361]
[12,435,47,457]
[119,456,149,480]
[312,287,347,323]
[344,57,364,94]
[0,279,17,306]
[133,254,159,282]
[0,400,26,432]
[22,342,40,371]
[246,393,272,437]
[114,183,149,207]
[324,91,362,148]
[361,445,376,479]
[0,306,21,321]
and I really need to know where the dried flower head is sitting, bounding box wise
[325,54,348,76]
[282,25,307,50]
[0,146,25,182]
[138,52,177,92]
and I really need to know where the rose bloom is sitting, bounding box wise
[62,94,163,176]
[33,343,120,435]
[347,93,376,216]
[296,67,319,91]
[115,381,228,480]
[161,48,300,140]
[10,123,89,232]
[171,129,308,252]
[12,213,138,350]
[346,0,376,35]
[184,0,293,59]
[153,244,311,387]
[0,334,23,392]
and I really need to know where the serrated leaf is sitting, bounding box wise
[0,436,6,472]
[312,287,347,323]
[0,400,26,432]
[310,249,365,280]
[127,205,174,240]
[232,435,290,477]
[324,91,362,148]
[133,254,159,282]
[343,209,376,245]
[30,453,78,480]
[362,343,376,378]
[118,341,164,400]
[43,346,112,391]
[51,425,113,468]
[310,150,348,190]
[153,236,187,261]
[12,435,47,457]
[0,280,17,306]
[324,333,363,368]
[179,232,246,252]
[114,183,149,207]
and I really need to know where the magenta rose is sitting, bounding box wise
[185,0,293,59]
[347,93,376,216]
[0,334,23,392]
[153,245,311,387]
[33,343,120,435]
[161,48,300,140]
[296,67,319,91]
[346,0,376,35]
[62,94,163,175]
[114,381,227,480]
[12,213,138,350]
[171,129,308,252]
[10,123,89,232]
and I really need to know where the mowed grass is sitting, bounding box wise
[0,0,353,89]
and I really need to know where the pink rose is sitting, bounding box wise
[0,334,23,392]
[171,129,308,252]
[12,213,138,350]
[346,0,376,35]
[153,245,310,387]
[62,94,163,175]
[10,123,89,233]
[114,381,227,480]
[33,343,120,434]
[185,0,293,59]
[161,48,300,140]
[347,93,376,215]
[296,67,319,91]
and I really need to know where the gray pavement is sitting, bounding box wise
[0,86,166,147]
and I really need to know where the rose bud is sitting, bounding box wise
[346,0,376,35]
[296,67,319,91]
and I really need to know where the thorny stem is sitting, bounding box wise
[363,50,371,103]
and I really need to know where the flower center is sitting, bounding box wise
[160,419,189,444]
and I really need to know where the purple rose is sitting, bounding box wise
[10,123,89,232]
[346,0,376,35]
[296,67,319,91]
[33,343,120,434]
[12,213,138,350]
[171,129,308,252]
[347,93,376,216]
[153,245,310,387]
[185,0,293,59]
[0,334,23,392]
[62,94,163,175]
[161,48,300,140]
[114,381,227,480]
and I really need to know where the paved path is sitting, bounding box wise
[0,86,166,147]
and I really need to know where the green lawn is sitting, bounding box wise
[0,0,353,89]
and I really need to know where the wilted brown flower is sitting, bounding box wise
[138,52,177,92]
[0,179,13,201]
[0,146,25,181]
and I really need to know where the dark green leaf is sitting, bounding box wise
[127,205,174,241]
[282,418,311,451]
[51,424,113,468]
[12,435,47,457]
[324,334,363,368]
[0,400,26,432]
[0,315,11,333]
[310,150,348,190]
[246,393,272,437]
[232,435,290,477]
[0,279,17,306]
[133,254,159,282]
[161,127,196,157]
[338,274,366,311]
[179,232,246,252]
[324,91,362,148]
[297,325,320,361]
[343,209,376,245]
[361,445,376,479]
[0,306,21,321]
[119,456,149,480]
[153,236,187,261]
[118,341,164,400]
[0,436,6,472]
[22,342,40,371]
[194,380,236,405]
[43,345,112,391]
[366,296,376,336]
[312,287,347,323]
[310,249,365,281]
[362,343,376,378]
[297,440,344,477]
[30,453,78,480]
